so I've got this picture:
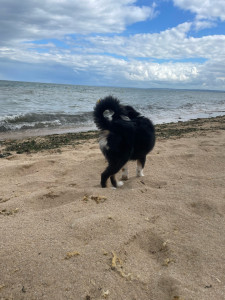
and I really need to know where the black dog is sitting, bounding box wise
[93,96,155,188]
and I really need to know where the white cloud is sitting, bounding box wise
[193,20,216,31]
[124,61,199,83]
[85,22,225,60]
[1,19,225,89]
[0,44,201,85]
[173,0,225,21]
[0,0,156,46]
[0,0,225,89]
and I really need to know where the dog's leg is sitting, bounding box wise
[136,156,146,177]
[101,167,111,188]
[110,175,124,188]
[101,161,127,188]
[121,164,128,180]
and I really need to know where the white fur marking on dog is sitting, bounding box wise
[136,161,144,177]
[117,181,124,187]
[99,130,110,152]
[137,169,144,177]
[99,136,109,152]
[121,115,131,121]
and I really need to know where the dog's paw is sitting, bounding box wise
[136,170,144,177]
[121,167,128,181]
[117,181,124,187]
[121,175,128,181]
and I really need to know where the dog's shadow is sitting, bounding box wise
[93,176,138,189]
[122,175,149,190]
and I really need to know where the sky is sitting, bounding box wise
[0,0,225,90]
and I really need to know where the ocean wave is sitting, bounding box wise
[0,112,94,132]
[179,103,194,109]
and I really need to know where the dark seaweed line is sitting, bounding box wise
[0,115,224,155]
[1,131,98,155]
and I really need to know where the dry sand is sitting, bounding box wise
[0,116,225,300]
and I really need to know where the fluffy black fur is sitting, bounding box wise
[93,96,155,188]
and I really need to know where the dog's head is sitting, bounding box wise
[123,105,140,119]
[106,104,129,122]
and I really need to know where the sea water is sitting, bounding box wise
[0,80,225,136]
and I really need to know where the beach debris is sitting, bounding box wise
[83,195,89,202]
[211,275,221,283]
[161,240,169,251]
[65,251,80,259]
[0,198,10,203]
[102,290,110,298]
[0,208,19,216]
[204,284,212,289]
[162,257,174,266]
[111,252,121,270]
[83,194,107,204]
[111,252,132,280]
[44,191,59,199]
[0,152,11,158]
[91,195,107,204]
[3,131,99,154]
[0,284,6,291]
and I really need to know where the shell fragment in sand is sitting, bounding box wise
[65,251,80,259]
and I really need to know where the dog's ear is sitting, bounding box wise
[124,105,140,119]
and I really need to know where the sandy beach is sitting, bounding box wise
[0,116,225,300]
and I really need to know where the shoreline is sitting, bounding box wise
[0,115,224,155]
[1,113,225,142]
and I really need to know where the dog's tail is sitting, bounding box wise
[93,96,123,130]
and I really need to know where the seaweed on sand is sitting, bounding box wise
[0,116,224,155]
